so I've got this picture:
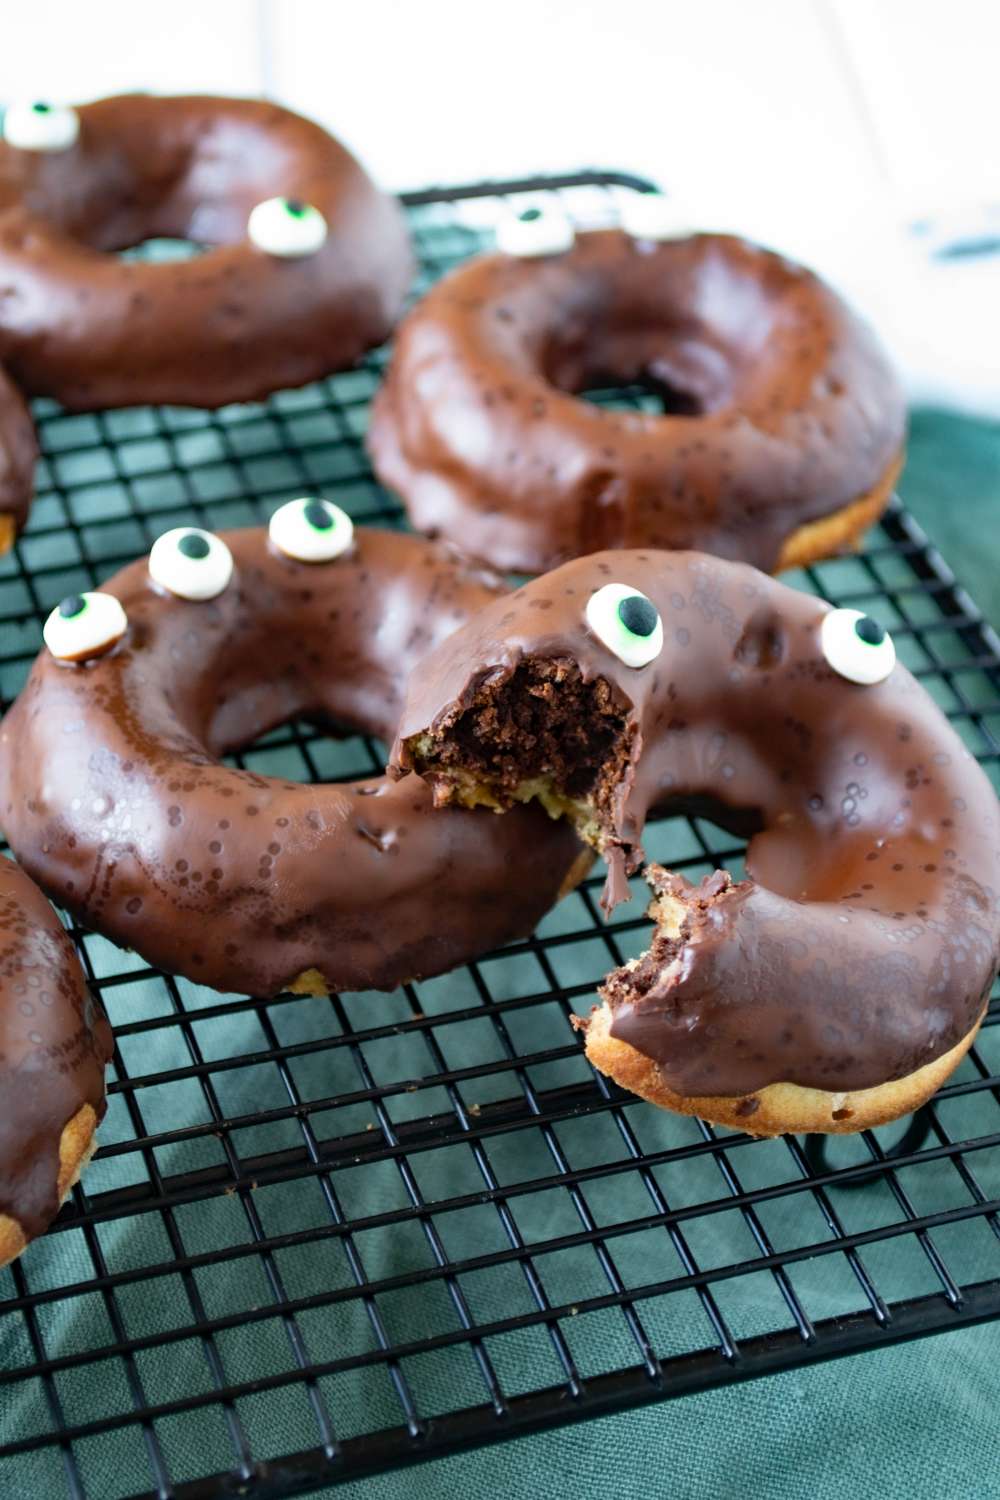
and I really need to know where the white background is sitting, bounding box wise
[3,0,998,413]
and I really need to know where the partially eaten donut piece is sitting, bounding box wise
[399,656,638,895]
[390,550,1000,1137]
[579,864,981,1138]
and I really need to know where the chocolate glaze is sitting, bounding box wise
[368,230,905,574]
[0,94,413,409]
[390,550,1000,1094]
[0,363,36,541]
[0,529,583,997]
[0,859,111,1240]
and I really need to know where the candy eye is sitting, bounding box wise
[269,497,354,563]
[585,583,664,668]
[620,187,686,243]
[2,100,80,152]
[496,204,574,258]
[43,591,127,663]
[820,608,896,685]
[247,197,328,257]
[148,528,233,601]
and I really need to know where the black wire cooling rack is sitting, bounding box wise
[0,173,998,1500]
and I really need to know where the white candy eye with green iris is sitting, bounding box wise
[247,197,328,257]
[820,608,896,685]
[43,591,127,663]
[269,497,354,563]
[585,583,664,668]
[496,204,574,258]
[620,188,687,243]
[2,100,80,152]
[149,528,233,601]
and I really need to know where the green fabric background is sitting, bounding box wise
[325,407,1000,1500]
[0,408,995,1500]
[904,410,1000,627]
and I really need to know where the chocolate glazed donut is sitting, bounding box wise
[0,858,112,1265]
[390,550,1000,1135]
[0,94,413,410]
[0,524,587,998]
[368,229,905,574]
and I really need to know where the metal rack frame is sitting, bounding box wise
[0,172,996,1500]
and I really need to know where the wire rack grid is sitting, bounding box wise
[0,173,997,1500]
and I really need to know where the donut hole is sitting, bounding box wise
[119,238,204,264]
[404,656,633,842]
[224,720,390,789]
[538,281,756,419]
[578,372,705,419]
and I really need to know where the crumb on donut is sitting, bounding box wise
[404,656,633,851]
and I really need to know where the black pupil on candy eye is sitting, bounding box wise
[32,103,51,114]
[854,615,886,646]
[178,532,210,560]
[58,594,85,619]
[520,208,542,222]
[284,199,306,217]
[304,501,333,531]
[618,595,658,638]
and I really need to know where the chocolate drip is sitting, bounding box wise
[0,861,111,1238]
[390,549,1000,1094]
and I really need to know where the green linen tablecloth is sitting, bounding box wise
[0,408,997,1500]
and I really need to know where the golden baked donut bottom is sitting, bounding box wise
[583,1003,981,1138]
[0,1103,101,1267]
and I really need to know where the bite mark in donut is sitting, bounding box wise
[389,550,1000,1132]
[0,525,586,998]
[368,229,905,574]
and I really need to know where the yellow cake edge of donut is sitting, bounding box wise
[775,450,904,573]
[0,1103,101,1266]
[581,1000,982,1137]
[284,843,596,999]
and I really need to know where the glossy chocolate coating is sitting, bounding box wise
[0,363,36,540]
[368,230,905,573]
[0,95,413,409]
[0,859,112,1239]
[0,529,582,997]
[391,550,1000,1093]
